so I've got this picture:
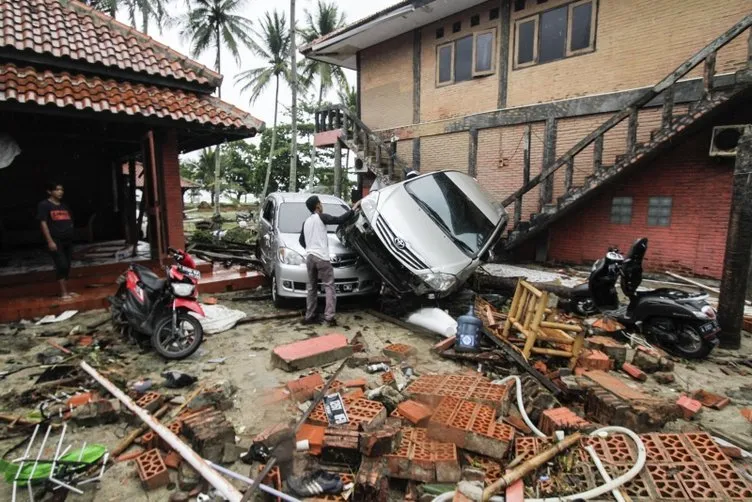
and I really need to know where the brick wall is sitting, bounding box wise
[361,32,414,130]
[158,129,185,251]
[419,0,501,122]
[544,128,734,279]
[506,0,749,107]
[420,132,470,173]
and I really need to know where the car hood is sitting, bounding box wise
[278,232,352,258]
[373,185,475,276]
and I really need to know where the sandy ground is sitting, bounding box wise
[0,286,751,501]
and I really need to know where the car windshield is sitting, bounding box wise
[404,172,502,256]
[277,202,349,233]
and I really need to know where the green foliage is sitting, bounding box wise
[224,226,255,244]
[300,1,348,103]
[191,229,213,244]
[85,0,168,33]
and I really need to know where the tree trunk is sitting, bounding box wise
[261,76,280,199]
[288,0,298,191]
[213,31,222,217]
[309,82,324,190]
[142,6,149,34]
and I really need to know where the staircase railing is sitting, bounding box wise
[314,104,410,182]
[502,13,752,230]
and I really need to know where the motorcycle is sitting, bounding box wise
[109,248,205,359]
[563,237,720,359]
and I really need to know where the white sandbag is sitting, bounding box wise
[404,307,457,338]
[192,304,247,334]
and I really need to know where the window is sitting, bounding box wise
[471,14,480,27]
[453,21,461,33]
[436,27,444,39]
[514,0,596,68]
[277,203,348,233]
[610,197,633,225]
[262,200,274,222]
[514,0,526,12]
[490,8,500,20]
[436,29,497,86]
[648,197,672,226]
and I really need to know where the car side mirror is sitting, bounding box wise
[480,249,494,262]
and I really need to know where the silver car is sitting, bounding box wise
[339,170,508,298]
[257,192,379,306]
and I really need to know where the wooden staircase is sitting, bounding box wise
[502,13,752,251]
[314,105,410,185]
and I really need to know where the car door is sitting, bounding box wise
[258,198,276,274]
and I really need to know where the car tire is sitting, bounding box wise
[271,274,288,308]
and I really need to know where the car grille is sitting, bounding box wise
[374,217,428,271]
[331,255,358,268]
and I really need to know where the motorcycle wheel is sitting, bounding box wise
[152,312,204,360]
[665,324,714,359]
[572,298,597,317]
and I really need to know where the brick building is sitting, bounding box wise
[304,0,752,278]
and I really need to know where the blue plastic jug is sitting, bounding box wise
[455,306,482,352]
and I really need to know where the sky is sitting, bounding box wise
[118,0,401,128]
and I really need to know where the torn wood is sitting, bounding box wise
[666,271,751,306]
[110,405,170,459]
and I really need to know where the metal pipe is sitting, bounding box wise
[207,461,302,502]
[585,445,626,502]
[80,361,243,502]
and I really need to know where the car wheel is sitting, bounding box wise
[271,274,288,308]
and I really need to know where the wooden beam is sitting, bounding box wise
[497,0,512,109]
[661,85,675,129]
[540,118,557,207]
[627,107,638,155]
[413,28,421,124]
[703,52,717,97]
[468,128,479,177]
[564,157,574,193]
[593,134,603,172]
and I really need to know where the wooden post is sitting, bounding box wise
[564,157,574,193]
[593,134,603,172]
[717,126,752,349]
[703,52,717,97]
[661,85,675,130]
[333,138,342,199]
[127,157,138,244]
[627,107,638,155]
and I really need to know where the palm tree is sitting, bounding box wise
[235,10,291,200]
[338,82,357,172]
[179,0,254,217]
[301,1,348,106]
[86,0,168,33]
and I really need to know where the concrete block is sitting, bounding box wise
[271,333,353,371]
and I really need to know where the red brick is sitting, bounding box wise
[744,316,752,333]
[135,392,164,413]
[162,450,181,469]
[622,362,647,381]
[344,378,368,389]
[296,423,326,455]
[433,336,456,353]
[286,373,325,402]
[690,389,730,410]
[506,480,525,502]
[66,391,97,408]
[271,334,353,371]
[383,343,417,361]
[135,449,169,490]
[740,408,752,423]
[676,395,702,420]
[398,400,433,425]
[538,407,592,435]
[577,349,613,372]
[345,388,365,400]
[384,428,460,483]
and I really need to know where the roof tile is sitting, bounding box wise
[0,0,221,88]
[0,63,263,133]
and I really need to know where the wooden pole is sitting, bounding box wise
[718,126,752,349]
[334,137,342,198]
[111,405,169,459]
[481,432,582,501]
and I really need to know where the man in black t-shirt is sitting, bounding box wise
[37,181,75,299]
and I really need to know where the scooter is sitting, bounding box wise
[564,238,720,359]
[109,248,205,359]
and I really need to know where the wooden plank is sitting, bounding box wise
[520,280,544,298]
[540,321,584,332]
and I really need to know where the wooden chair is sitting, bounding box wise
[499,280,585,369]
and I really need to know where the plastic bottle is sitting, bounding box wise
[455,306,482,352]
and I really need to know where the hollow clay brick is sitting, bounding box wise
[135,448,170,490]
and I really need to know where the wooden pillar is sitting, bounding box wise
[127,157,138,244]
[718,126,752,348]
[468,128,478,177]
[497,0,511,109]
[540,118,557,208]
[333,138,342,199]
[155,129,185,251]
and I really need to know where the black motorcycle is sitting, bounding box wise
[563,238,720,359]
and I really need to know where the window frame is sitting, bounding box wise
[610,196,633,225]
[514,16,539,69]
[647,196,673,227]
[436,41,456,87]
[473,28,497,77]
[566,0,598,57]
[513,0,596,70]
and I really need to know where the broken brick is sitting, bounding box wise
[286,373,325,402]
[433,336,456,354]
[632,345,674,373]
[382,343,417,361]
[359,423,402,456]
[162,450,181,469]
[397,400,433,425]
[136,449,170,490]
[585,336,628,365]
[622,362,647,381]
[354,456,390,502]
[676,395,702,420]
[690,389,730,410]
[135,392,164,413]
[254,422,292,446]
[577,349,613,372]
[740,408,752,423]
[322,428,361,467]
[345,388,365,400]
[506,479,525,502]
[344,378,368,389]
[70,399,120,426]
[348,353,370,367]
[720,445,743,459]
[503,415,532,434]
[532,361,548,374]
[296,424,326,455]
[182,408,236,463]
[653,372,675,384]
[384,428,460,483]
[538,407,591,435]
[271,333,353,371]
[584,383,680,433]
[405,374,511,415]
[66,391,97,409]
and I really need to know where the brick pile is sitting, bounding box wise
[182,407,236,463]
[537,407,592,435]
[307,396,387,432]
[384,428,461,483]
[405,374,512,414]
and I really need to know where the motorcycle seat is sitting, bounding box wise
[570,282,591,297]
[133,264,166,291]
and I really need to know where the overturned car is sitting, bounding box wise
[338,170,508,298]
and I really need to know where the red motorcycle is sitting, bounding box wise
[109,248,204,359]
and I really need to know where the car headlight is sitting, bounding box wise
[279,247,305,266]
[421,272,457,292]
[360,194,379,221]
[171,283,195,297]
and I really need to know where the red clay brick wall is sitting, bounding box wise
[361,32,414,130]
[506,0,750,107]
[158,129,185,251]
[544,129,733,279]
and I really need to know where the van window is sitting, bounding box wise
[262,200,274,222]
[277,202,349,233]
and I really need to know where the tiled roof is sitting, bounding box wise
[0,63,263,133]
[0,0,221,88]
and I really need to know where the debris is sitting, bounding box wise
[690,389,731,410]
[676,395,703,420]
[365,308,441,338]
[577,349,613,371]
[537,407,592,435]
[46,339,72,355]
[183,408,236,463]
[111,405,170,459]
[354,456,390,501]
[359,422,402,456]
[162,370,198,389]
[296,424,326,455]
[322,427,361,467]
[382,343,417,361]
[397,400,433,425]
[286,372,325,402]
[405,307,458,337]
[621,362,648,381]
[135,391,165,413]
[665,270,751,305]
[367,362,390,373]
[385,427,461,483]
[79,361,243,502]
[136,448,171,490]
[653,372,675,384]
[741,408,752,423]
[271,333,353,371]
[193,304,247,334]
[591,316,625,333]
[131,379,153,393]
[585,335,628,365]
[433,336,457,354]
[36,310,78,325]
[405,374,511,415]
[631,345,674,373]
[70,398,120,426]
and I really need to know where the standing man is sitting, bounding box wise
[37,181,75,299]
[299,196,357,326]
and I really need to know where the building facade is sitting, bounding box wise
[304,0,752,278]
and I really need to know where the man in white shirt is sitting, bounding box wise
[299,196,357,326]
